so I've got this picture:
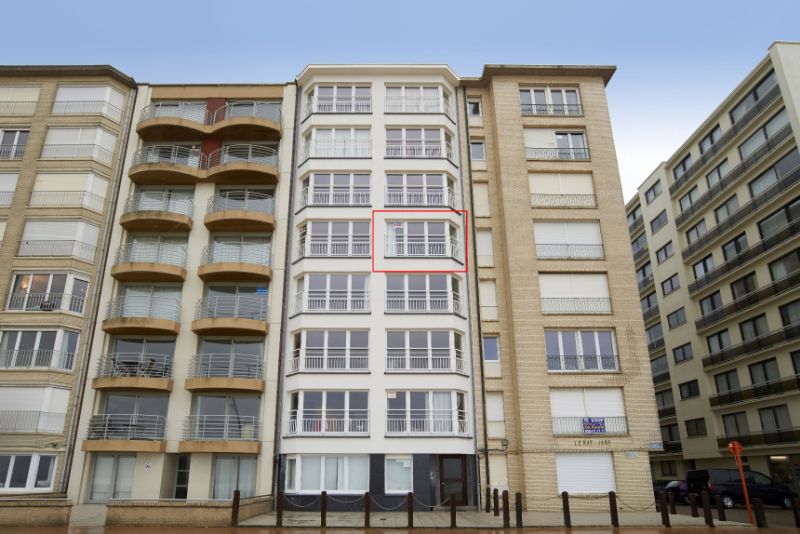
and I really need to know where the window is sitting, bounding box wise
[757,197,800,239]
[470,141,485,160]
[699,125,722,154]
[749,148,800,198]
[288,391,368,434]
[530,172,596,208]
[305,128,371,158]
[478,280,497,320]
[667,308,686,329]
[385,86,451,114]
[739,108,789,160]
[88,454,135,502]
[650,210,668,233]
[0,329,79,370]
[386,390,466,434]
[714,195,740,224]
[779,299,800,326]
[794,351,800,374]
[673,154,693,181]
[544,330,618,371]
[42,127,116,164]
[661,461,677,476]
[0,129,29,160]
[656,242,674,264]
[661,273,680,296]
[31,172,108,211]
[53,85,124,121]
[650,355,668,376]
[770,250,800,280]
[0,454,56,491]
[686,220,707,245]
[486,392,505,437]
[476,229,494,266]
[707,330,731,353]
[212,456,257,499]
[715,370,740,393]
[302,173,370,207]
[722,412,749,436]
[520,87,581,115]
[385,220,458,258]
[309,85,371,114]
[730,70,777,123]
[631,232,647,255]
[730,272,757,299]
[549,388,625,434]
[740,314,768,341]
[646,323,663,344]
[706,159,730,188]
[386,274,461,313]
[534,221,603,259]
[750,358,780,385]
[294,330,368,371]
[759,405,792,432]
[661,423,680,443]
[678,380,700,399]
[636,262,653,283]
[468,100,481,117]
[386,127,453,159]
[385,457,413,493]
[700,291,723,316]
[538,273,611,313]
[693,255,715,280]
[645,181,662,204]
[685,418,707,437]
[0,86,39,115]
[298,273,368,312]
[8,272,89,314]
[19,219,100,262]
[473,183,490,216]
[655,389,674,409]
[627,204,642,226]
[483,335,499,361]
[679,187,699,212]
[722,233,748,261]
[286,455,369,493]
[386,173,453,207]
[640,292,657,313]
[673,343,693,364]
[553,131,588,159]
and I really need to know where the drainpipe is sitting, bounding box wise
[59,84,138,493]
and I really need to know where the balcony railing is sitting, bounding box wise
[303,141,371,160]
[286,410,369,435]
[131,145,205,169]
[546,354,619,372]
[385,143,456,163]
[139,101,208,124]
[628,215,644,233]
[211,101,282,124]
[540,298,612,314]
[535,243,604,259]
[29,191,105,211]
[552,416,628,436]
[658,405,676,418]
[41,144,113,165]
[106,295,181,322]
[301,186,371,208]
[201,243,271,266]
[0,411,65,433]
[115,243,187,267]
[642,304,660,323]
[96,353,173,379]
[385,188,457,208]
[17,239,96,262]
[195,296,267,321]
[385,409,469,436]
[385,237,460,259]
[386,349,467,374]
[384,97,453,116]
[632,244,649,263]
[142,101,282,126]
[298,237,370,258]
[521,103,583,116]
[183,415,260,441]
[208,190,273,214]
[717,427,800,449]
[0,144,25,160]
[531,193,596,208]
[703,322,800,368]
[526,147,590,160]
[652,370,671,385]
[189,353,263,379]
[0,349,72,370]
[52,100,122,121]
[0,190,13,206]
[288,348,369,373]
[0,101,36,115]
[385,291,464,315]
[648,337,665,353]
[293,291,370,314]
[87,414,165,440]
[7,292,84,314]
[660,440,683,453]
[207,144,278,169]
[123,192,194,216]
[307,96,372,116]
[710,375,800,407]
[638,274,655,292]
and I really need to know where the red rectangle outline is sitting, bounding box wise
[371,209,469,273]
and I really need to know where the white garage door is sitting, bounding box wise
[555,452,615,494]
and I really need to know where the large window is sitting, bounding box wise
[645,180,662,204]
[646,323,663,345]
[301,173,370,207]
[291,330,368,372]
[534,221,603,259]
[673,343,693,364]
[686,220,707,245]
[706,159,730,188]
[700,291,723,316]
[738,108,789,160]
[308,85,371,114]
[298,220,369,258]
[0,129,29,160]
[519,87,581,115]
[386,390,467,434]
[707,329,731,353]
[699,125,722,154]
[538,273,611,313]
[656,242,674,264]
[661,273,680,296]
[296,273,369,312]
[693,255,715,280]
[722,412,749,437]
[679,187,699,213]
[0,454,56,491]
[288,391,368,435]
[285,455,369,493]
[673,154,693,181]
[750,358,780,385]
[714,369,740,394]
[780,299,800,326]
[641,292,657,313]
[759,405,792,432]
[731,272,757,299]
[544,330,617,371]
[667,307,686,329]
[53,85,124,121]
[304,128,371,158]
[386,128,454,159]
[385,86,451,114]
[685,418,707,437]
[729,70,777,123]
[722,233,748,261]
[0,329,79,370]
[740,314,768,341]
[19,219,100,262]
[714,195,739,224]
[386,173,454,207]
[530,173,595,208]
[650,210,668,234]
[8,272,88,314]
[386,330,462,371]
[212,455,256,499]
[385,457,413,493]
[768,249,800,281]
[748,148,800,198]
[678,380,700,399]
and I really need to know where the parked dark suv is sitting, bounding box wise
[687,469,797,509]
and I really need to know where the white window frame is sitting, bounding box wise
[285,454,370,494]
[0,453,57,492]
[385,456,413,494]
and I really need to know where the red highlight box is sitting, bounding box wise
[371,209,469,273]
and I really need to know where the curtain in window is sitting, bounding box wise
[213,456,236,499]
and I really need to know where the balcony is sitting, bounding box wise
[628,215,644,233]
[531,193,596,208]
[6,292,84,314]
[385,188,457,208]
[52,100,122,121]
[653,370,671,385]
[293,291,369,314]
[199,244,271,282]
[0,411,65,434]
[286,410,369,436]
[385,409,469,436]
[658,405,676,418]
[638,274,655,293]
[102,296,181,335]
[386,349,467,375]
[540,298,612,314]
[302,140,371,160]
[385,142,456,164]
[41,144,113,165]
[659,440,683,454]
[287,348,369,374]
[0,144,25,160]
[526,147,590,161]
[717,428,800,449]
[93,353,173,391]
[385,237,461,260]
[710,375,800,407]
[298,236,370,259]
[546,353,619,372]
[29,191,105,212]
[208,102,282,140]
[385,291,464,315]
[205,145,279,184]
[192,296,268,336]
[180,415,261,454]
[111,243,187,282]
[703,322,800,368]
[205,191,274,232]
[535,243,604,260]
[0,348,73,370]
[521,103,583,116]
[17,239,95,262]
[648,337,665,353]
[306,96,372,117]
[642,304,660,323]
[0,101,36,115]
[185,353,264,392]
[120,193,194,233]
[84,414,166,452]
[129,146,205,184]
[0,191,13,207]
[384,96,453,117]
[301,186,371,208]
[552,416,628,436]
[632,244,649,264]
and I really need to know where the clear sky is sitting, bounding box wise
[6,0,800,200]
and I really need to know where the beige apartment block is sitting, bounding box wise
[461,66,659,511]
[0,66,136,495]
[627,41,800,494]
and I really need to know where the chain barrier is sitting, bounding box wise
[369,494,409,511]
[615,494,657,512]
[327,495,365,505]
[411,494,453,508]
[282,494,321,508]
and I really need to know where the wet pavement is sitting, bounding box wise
[2,527,796,534]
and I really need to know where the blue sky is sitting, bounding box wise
[7,0,800,199]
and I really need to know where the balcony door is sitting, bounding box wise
[89,454,135,503]
[439,455,467,506]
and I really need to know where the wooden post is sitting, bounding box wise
[364,491,370,528]
[715,495,726,522]
[659,493,670,528]
[753,498,767,528]
[667,492,676,514]
[321,491,327,528]
[231,489,240,527]
[276,491,284,527]
[515,492,523,528]
[502,490,510,528]
[561,491,571,529]
[689,493,699,517]
[407,491,414,528]
[701,491,714,527]
[449,494,457,528]
[485,487,491,513]
[608,491,619,527]
[493,488,499,516]
[792,497,800,528]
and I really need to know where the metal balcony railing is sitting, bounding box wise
[540,298,612,314]
[531,193,596,208]
[717,427,800,448]
[207,144,278,169]
[293,291,370,314]
[301,186,371,207]
[384,96,453,116]
[131,145,205,169]
[298,236,370,258]
[642,304,660,323]
[29,191,105,211]
[385,409,469,436]
[546,354,619,372]
[0,191,13,206]
[41,144,113,165]
[386,349,467,374]
[17,239,96,262]
[115,243,187,267]
[703,322,800,368]
[183,415,260,441]
[0,411,65,433]
[207,190,274,214]
[0,144,25,160]
[0,101,36,115]
[52,100,122,121]
[139,101,209,124]
[535,243,604,259]
[525,147,590,160]
[710,375,800,407]
[385,237,461,259]
[195,295,267,321]
[306,96,372,116]
[287,348,369,373]
[648,337,665,353]
[105,295,181,322]
[188,353,263,379]
[286,410,369,435]
[87,414,166,440]
[521,103,583,116]
[7,292,84,314]
[385,143,456,163]
[628,215,644,233]
[658,405,677,418]
[652,370,671,385]
[385,291,464,315]
[201,243,271,266]
[552,416,628,436]
[638,274,655,292]
[123,192,194,216]
[0,349,72,370]
[211,101,281,124]
[385,188,457,208]
[303,141,372,159]
[96,353,173,379]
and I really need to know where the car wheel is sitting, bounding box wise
[722,495,735,509]
[781,496,792,509]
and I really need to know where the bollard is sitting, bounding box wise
[502,490,510,528]
[753,498,767,528]
[689,493,699,517]
[792,497,800,528]
[659,493,670,528]
[701,491,714,527]
[486,487,491,513]
[407,491,414,528]
[608,491,619,528]
[364,491,370,528]
[493,488,499,516]
[561,491,571,529]
[715,495,726,522]
[450,494,457,528]
[667,492,676,514]
[276,491,284,527]
[515,492,523,528]
[231,489,240,527]
[321,491,327,528]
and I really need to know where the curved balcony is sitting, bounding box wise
[17,239,96,262]
[192,296,268,336]
[198,243,271,282]
[102,296,181,335]
[185,353,264,392]
[111,243,187,282]
[209,102,281,140]
[120,193,194,233]
[83,414,166,453]
[137,102,208,140]
[204,191,274,232]
[92,353,173,391]
[129,146,205,184]
[205,145,278,184]
[180,415,261,454]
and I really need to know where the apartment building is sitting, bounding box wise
[0,66,135,494]
[627,41,800,495]
[461,65,658,511]
[66,83,294,502]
